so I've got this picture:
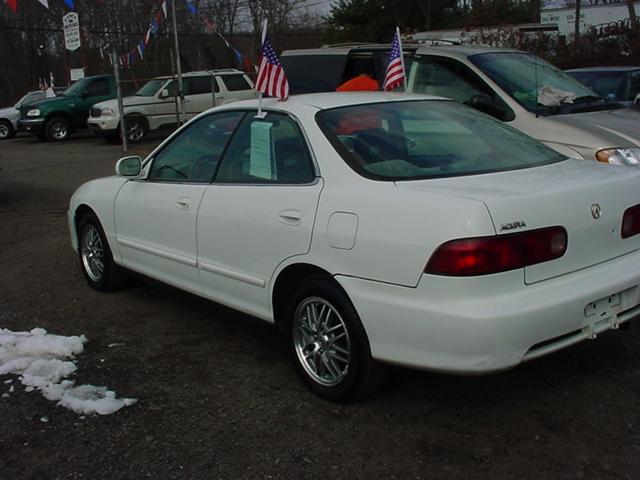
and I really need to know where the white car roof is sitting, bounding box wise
[215,92,448,113]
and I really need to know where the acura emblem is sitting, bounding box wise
[591,203,602,219]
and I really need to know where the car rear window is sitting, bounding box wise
[316,100,565,181]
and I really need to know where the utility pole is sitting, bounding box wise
[112,50,127,153]
[171,0,184,124]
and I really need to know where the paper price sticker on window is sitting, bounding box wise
[250,121,275,180]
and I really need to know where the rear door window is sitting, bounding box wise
[220,74,251,91]
[184,76,216,95]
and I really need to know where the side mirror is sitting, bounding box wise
[159,89,170,99]
[466,94,506,118]
[115,156,142,177]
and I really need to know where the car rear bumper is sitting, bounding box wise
[18,118,44,134]
[336,250,640,373]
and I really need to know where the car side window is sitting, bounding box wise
[148,111,245,183]
[86,79,110,97]
[184,76,218,95]
[214,112,315,184]
[220,74,251,92]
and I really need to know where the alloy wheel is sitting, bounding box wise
[0,123,9,139]
[50,121,68,140]
[81,225,105,282]
[293,297,352,387]
[127,121,145,143]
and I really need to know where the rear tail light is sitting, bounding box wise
[425,226,567,276]
[622,204,640,239]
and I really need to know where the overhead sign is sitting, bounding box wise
[63,12,81,51]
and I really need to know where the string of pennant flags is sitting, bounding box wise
[6,0,75,13]
[5,0,256,72]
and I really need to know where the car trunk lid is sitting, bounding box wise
[397,159,640,284]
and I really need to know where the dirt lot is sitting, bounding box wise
[1,132,640,480]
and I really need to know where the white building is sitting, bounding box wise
[541,1,640,36]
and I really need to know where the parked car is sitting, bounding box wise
[281,45,640,166]
[88,69,256,144]
[565,66,640,106]
[18,75,116,141]
[69,93,640,401]
[0,89,63,140]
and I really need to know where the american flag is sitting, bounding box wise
[255,35,289,101]
[383,29,406,91]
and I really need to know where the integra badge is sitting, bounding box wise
[500,221,527,231]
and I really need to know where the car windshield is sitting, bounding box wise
[470,52,602,114]
[316,100,565,181]
[14,92,33,108]
[136,79,165,96]
[566,70,631,101]
[62,78,90,97]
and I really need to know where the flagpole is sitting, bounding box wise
[170,0,184,124]
[256,19,268,119]
[396,26,407,91]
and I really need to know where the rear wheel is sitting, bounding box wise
[78,213,126,291]
[287,275,387,402]
[0,120,15,139]
[45,116,70,141]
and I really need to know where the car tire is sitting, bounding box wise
[45,116,70,142]
[0,120,15,140]
[122,115,148,144]
[77,213,126,292]
[287,275,387,402]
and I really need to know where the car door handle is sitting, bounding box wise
[279,209,302,225]
[176,198,191,210]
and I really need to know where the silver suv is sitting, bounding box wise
[88,69,256,143]
[281,45,640,166]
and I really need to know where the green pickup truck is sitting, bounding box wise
[18,75,116,141]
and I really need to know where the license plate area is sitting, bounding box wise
[584,293,621,323]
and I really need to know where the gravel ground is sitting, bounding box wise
[1,132,640,480]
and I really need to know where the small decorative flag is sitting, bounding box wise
[161,0,168,18]
[383,27,406,91]
[38,0,49,8]
[255,27,289,100]
[137,41,145,60]
[185,0,196,14]
[7,0,18,13]
[64,0,74,9]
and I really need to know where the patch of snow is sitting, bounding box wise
[0,328,137,415]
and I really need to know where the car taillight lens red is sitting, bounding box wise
[622,204,640,239]
[425,226,567,276]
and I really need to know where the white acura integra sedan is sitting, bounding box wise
[68,93,640,401]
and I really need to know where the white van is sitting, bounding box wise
[88,69,256,143]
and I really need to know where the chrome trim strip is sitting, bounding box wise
[117,237,197,267]
[198,260,265,287]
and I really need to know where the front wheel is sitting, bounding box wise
[45,116,70,141]
[78,213,125,291]
[287,275,387,402]
[0,120,15,139]
[122,115,148,144]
